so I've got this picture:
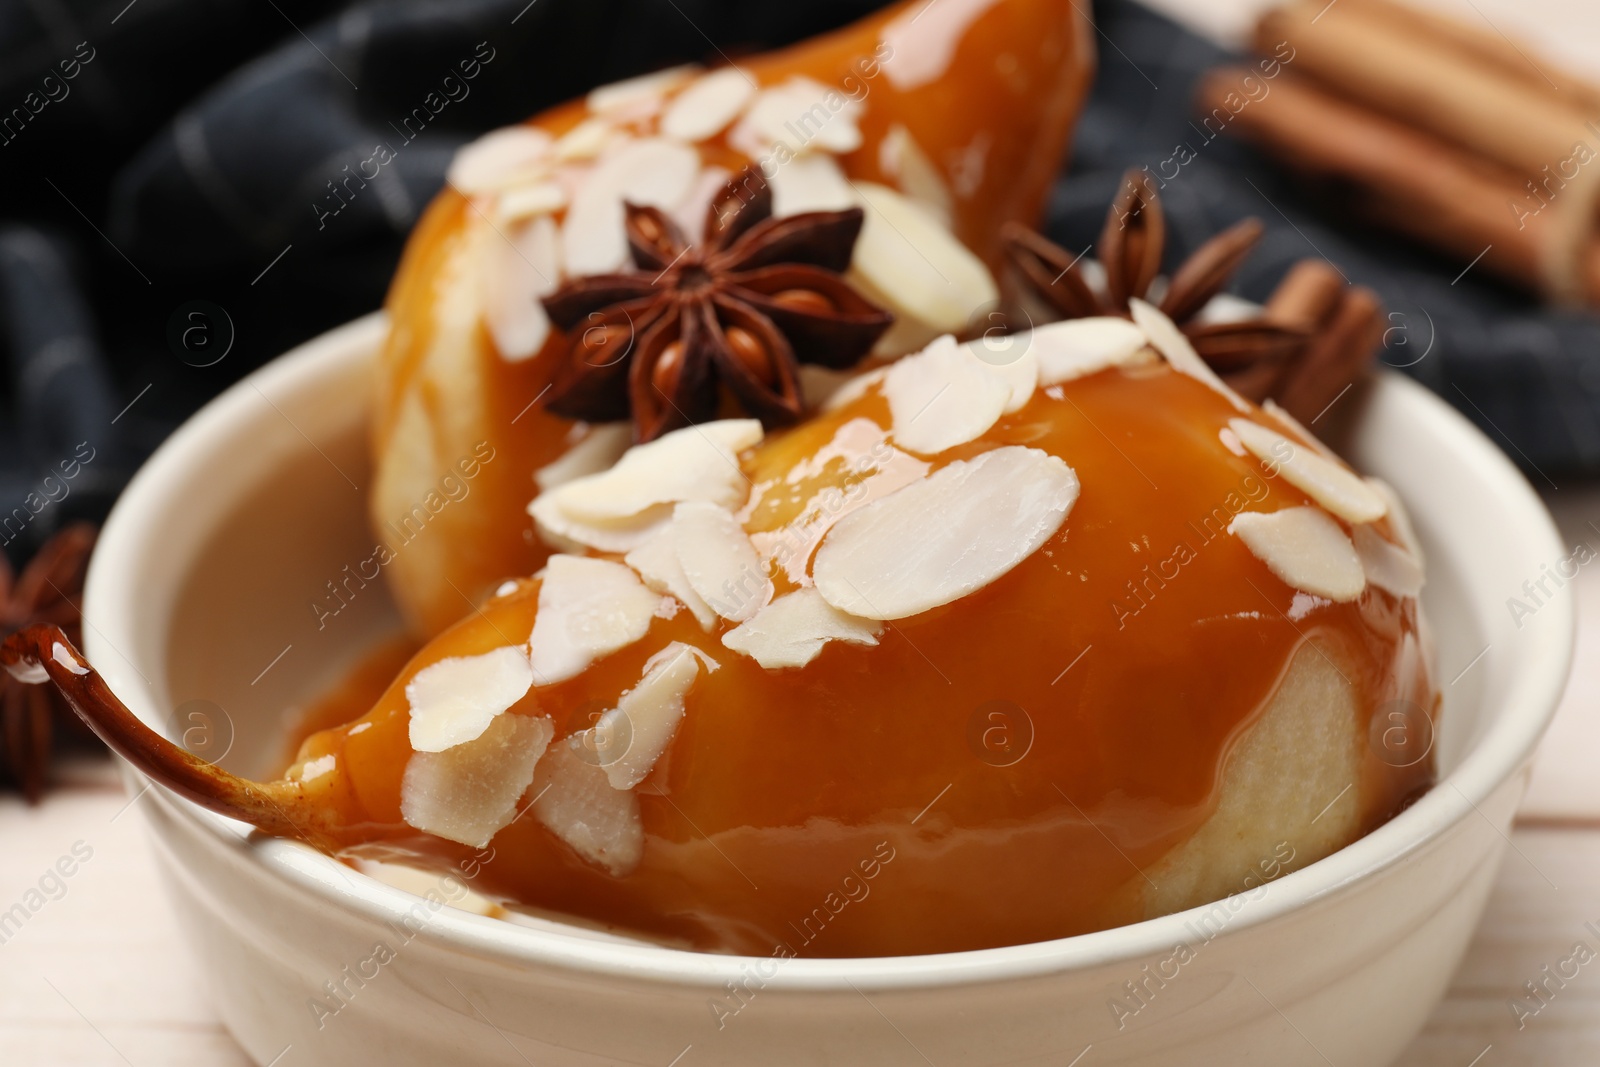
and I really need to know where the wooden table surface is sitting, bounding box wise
[4,0,1599,1063]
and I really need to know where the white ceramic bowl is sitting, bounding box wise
[84,313,1572,1067]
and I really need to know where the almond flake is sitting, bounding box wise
[528,555,666,685]
[1261,398,1338,460]
[847,181,998,345]
[496,182,568,223]
[400,713,553,848]
[661,67,755,142]
[884,335,1012,455]
[532,733,644,875]
[1193,292,1261,325]
[1030,317,1153,385]
[484,214,560,362]
[671,165,733,245]
[406,645,537,752]
[529,500,672,555]
[625,519,717,630]
[963,334,1038,413]
[1228,418,1388,524]
[1129,298,1249,412]
[535,423,634,492]
[1229,507,1366,602]
[1353,524,1424,599]
[542,419,761,524]
[814,446,1079,620]
[736,78,863,155]
[553,117,614,161]
[562,138,702,276]
[879,123,953,228]
[820,365,889,413]
[670,501,773,622]
[585,66,695,115]
[447,127,555,195]
[591,643,708,790]
[769,152,855,217]
[722,587,882,668]
[1366,476,1425,566]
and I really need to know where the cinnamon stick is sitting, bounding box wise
[1197,67,1580,299]
[1339,0,1600,119]
[1257,1,1600,183]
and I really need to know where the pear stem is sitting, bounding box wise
[2,623,334,846]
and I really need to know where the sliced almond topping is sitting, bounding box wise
[532,733,644,876]
[585,66,695,114]
[722,587,882,669]
[528,555,666,685]
[670,501,773,622]
[1129,298,1250,412]
[769,152,855,217]
[847,182,998,348]
[400,713,553,848]
[1366,476,1425,566]
[879,123,953,228]
[964,334,1038,413]
[670,165,733,245]
[542,419,761,525]
[661,67,755,142]
[484,214,560,362]
[735,78,863,155]
[814,446,1079,620]
[1193,292,1261,325]
[562,138,702,276]
[553,117,614,162]
[884,335,1012,455]
[406,646,537,753]
[1228,418,1388,524]
[535,423,634,492]
[447,127,554,194]
[496,182,568,223]
[625,517,718,630]
[1030,317,1152,385]
[820,365,890,413]
[529,499,672,555]
[1353,524,1424,599]
[1261,398,1338,460]
[590,643,708,790]
[1229,507,1366,602]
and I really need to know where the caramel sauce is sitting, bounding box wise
[287,363,1437,957]
[372,0,1095,635]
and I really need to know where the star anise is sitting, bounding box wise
[541,166,893,441]
[1000,168,1382,424]
[1,524,99,802]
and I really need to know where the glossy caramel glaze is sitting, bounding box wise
[293,362,1436,957]
[372,0,1095,635]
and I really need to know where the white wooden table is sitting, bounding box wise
[4,0,1599,1062]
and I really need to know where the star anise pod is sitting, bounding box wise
[541,166,893,442]
[1000,168,1382,424]
[1,523,99,802]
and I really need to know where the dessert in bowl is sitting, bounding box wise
[0,0,1573,1063]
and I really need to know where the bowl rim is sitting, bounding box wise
[86,312,1575,992]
